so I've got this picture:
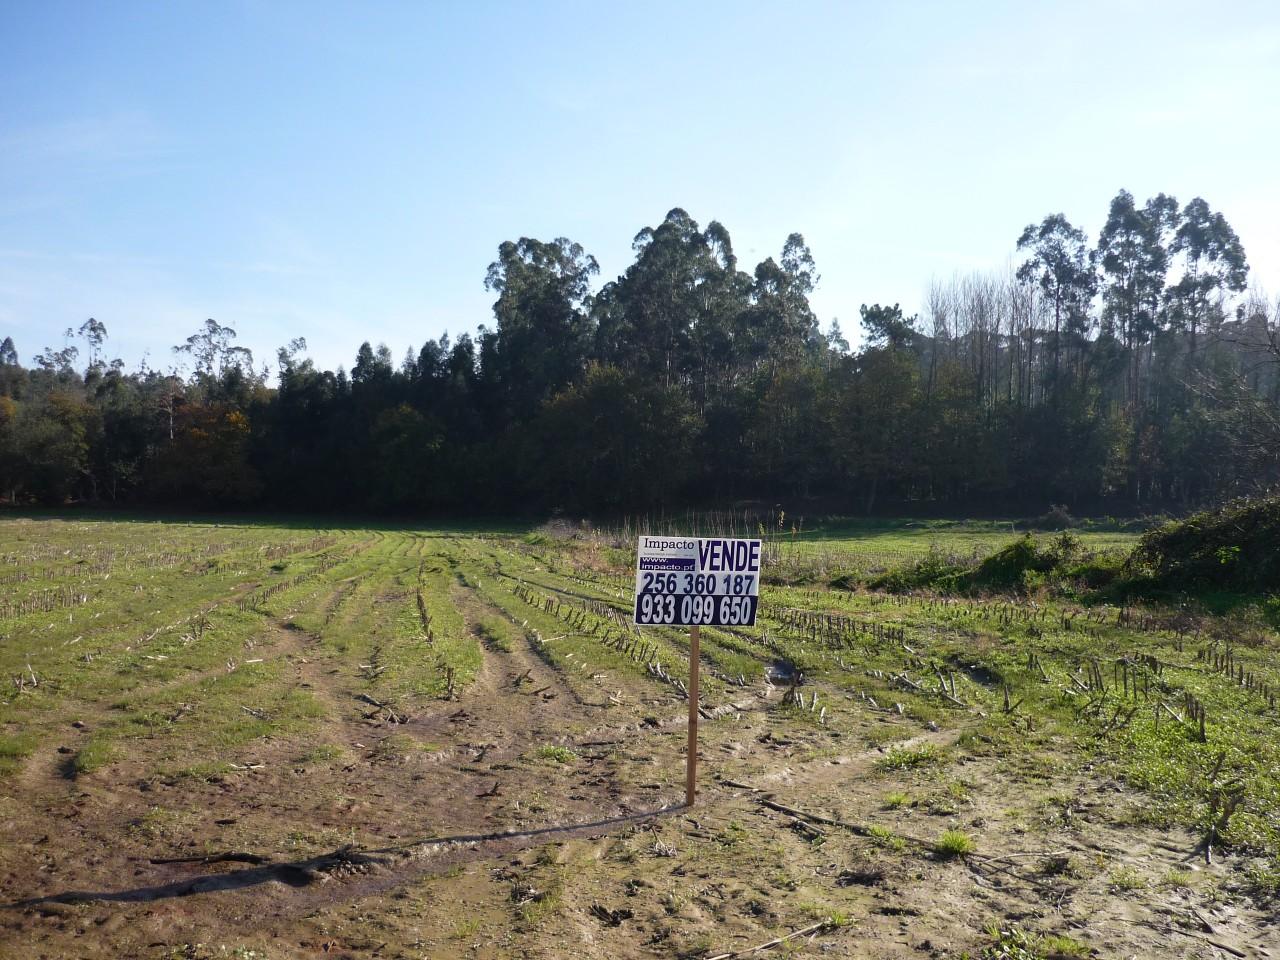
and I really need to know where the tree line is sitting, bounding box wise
[2,196,1278,515]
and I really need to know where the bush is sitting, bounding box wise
[968,535,1058,592]
[869,546,967,593]
[1127,496,1280,594]
[828,571,861,591]
[869,533,1109,598]
[1063,551,1124,590]
[1018,504,1077,531]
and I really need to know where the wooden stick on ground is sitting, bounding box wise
[149,852,269,865]
[705,919,836,960]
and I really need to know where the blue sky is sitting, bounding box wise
[2,0,1278,375]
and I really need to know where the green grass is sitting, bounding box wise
[877,743,943,771]
[0,731,36,775]
[867,824,906,852]
[532,744,577,764]
[980,924,1089,960]
[1107,866,1147,892]
[473,615,515,652]
[296,743,346,765]
[935,828,976,858]
[3,510,1279,895]
[72,735,118,775]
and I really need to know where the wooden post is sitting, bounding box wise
[686,624,700,807]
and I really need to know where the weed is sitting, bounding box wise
[877,743,942,771]
[1245,860,1280,899]
[451,917,481,940]
[514,868,564,926]
[935,828,976,858]
[372,733,421,762]
[296,744,344,764]
[1107,866,1146,893]
[0,731,36,776]
[1040,933,1090,958]
[72,736,117,775]
[676,933,714,958]
[717,820,749,847]
[532,744,577,764]
[981,924,1041,960]
[882,791,910,810]
[868,824,906,853]
[979,925,1089,960]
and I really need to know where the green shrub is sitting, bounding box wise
[935,828,975,857]
[533,745,577,764]
[870,546,968,593]
[1018,504,1078,531]
[968,535,1057,592]
[1127,496,1280,593]
[1064,551,1124,589]
[878,742,942,771]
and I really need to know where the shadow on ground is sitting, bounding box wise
[8,805,684,907]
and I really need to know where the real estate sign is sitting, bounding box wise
[633,536,761,627]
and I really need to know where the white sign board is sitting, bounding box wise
[634,536,761,626]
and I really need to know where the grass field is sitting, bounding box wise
[1,515,1277,959]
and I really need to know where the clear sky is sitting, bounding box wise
[2,0,1278,375]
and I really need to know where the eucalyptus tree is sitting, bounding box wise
[1016,214,1097,390]
[1167,198,1248,348]
[595,209,745,393]
[0,337,21,398]
[174,318,254,379]
[77,318,108,370]
[1097,190,1167,402]
[741,233,822,375]
[484,236,598,419]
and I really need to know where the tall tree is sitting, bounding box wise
[483,236,598,418]
[77,318,108,369]
[1097,190,1167,401]
[174,319,253,379]
[595,209,745,392]
[859,303,918,351]
[1167,198,1248,348]
[741,234,821,373]
[1016,214,1096,390]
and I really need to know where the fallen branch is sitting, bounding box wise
[149,851,269,866]
[965,856,1066,895]
[705,919,837,960]
[756,796,931,850]
[1165,926,1247,958]
[756,797,869,838]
